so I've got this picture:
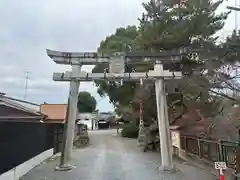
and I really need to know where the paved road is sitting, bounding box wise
[21,129,215,180]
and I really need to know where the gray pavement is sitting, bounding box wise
[20,129,216,180]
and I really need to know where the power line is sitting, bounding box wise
[24,71,30,100]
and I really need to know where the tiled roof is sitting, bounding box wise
[0,94,40,115]
[77,113,97,120]
[98,113,113,121]
[40,104,67,121]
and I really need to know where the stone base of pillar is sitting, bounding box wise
[74,128,90,148]
[55,164,76,171]
[158,164,177,173]
[74,135,90,148]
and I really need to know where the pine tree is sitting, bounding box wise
[134,0,230,119]
[93,0,232,121]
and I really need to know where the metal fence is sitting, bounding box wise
[180,135,239,172]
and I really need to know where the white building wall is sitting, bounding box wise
[77,113,98,130]
[0,149,53,180]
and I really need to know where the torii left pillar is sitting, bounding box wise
[65,65,81,160]
[57,65,81,171]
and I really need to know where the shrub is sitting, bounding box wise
[121,123,139,138]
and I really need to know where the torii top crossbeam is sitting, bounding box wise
[46,49,110,65]
[46,48,196,65]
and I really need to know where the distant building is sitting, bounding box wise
[97,112,114,129]
[76,112,98,130]
[76,112,118,129]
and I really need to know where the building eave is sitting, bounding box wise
[0,99,40,116]
[0,93,41,114]
[0,116,43,123]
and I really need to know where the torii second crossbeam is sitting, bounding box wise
[52,71,182,82]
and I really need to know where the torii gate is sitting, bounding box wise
[46,49,187,171]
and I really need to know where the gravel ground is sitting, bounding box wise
[20,129,216,180]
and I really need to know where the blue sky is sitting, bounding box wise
[0,0,239,112]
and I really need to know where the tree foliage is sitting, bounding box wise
[93,0,240,122]
[92,26,139,106]
[77,91,97,113]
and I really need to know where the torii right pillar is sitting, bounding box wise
[154,62,174,171]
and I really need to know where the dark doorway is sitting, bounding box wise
[98,120,109,129]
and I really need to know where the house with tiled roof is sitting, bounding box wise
[40,104,67,123]
[0,93,55,176]
[0,92,82,178]
[0,92,44,122]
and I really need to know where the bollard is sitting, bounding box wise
[220,169,224,180]
[220,175,224,180]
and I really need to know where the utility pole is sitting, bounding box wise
[227,0,239,29]
[227,4,240,26]
[24,71,30,100]
[235,0,238,29]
